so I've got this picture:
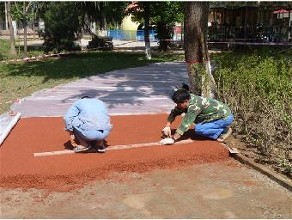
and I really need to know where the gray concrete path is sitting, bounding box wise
[0,62,187,143]
[11,62,187,117]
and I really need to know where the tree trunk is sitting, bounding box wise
[103,17,107,31]
[143,2,151,60]
[23,1,28,57]
[5,2,9,30]
[23,19,28,58]
[32,7,35,40]
[7,2,16,56]
[184,2,217,98]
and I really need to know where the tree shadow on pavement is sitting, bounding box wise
[62,62,188,111]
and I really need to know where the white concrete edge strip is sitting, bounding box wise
[33,139,194,157]
[0,112,22,146]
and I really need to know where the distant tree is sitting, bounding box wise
[129,2,183,52]
[79,2,127,35]
[11,2,39,57]
[38,2,126,53]
[6,2,16,56]
[39,2,82,53]
[184,2,217,98]
[126,1,152,59]
[151,2,183,51]
[143,2,151,59]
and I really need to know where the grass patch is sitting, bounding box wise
[0,39,14,60]
[0,38,46,60]
[0,51,184,114]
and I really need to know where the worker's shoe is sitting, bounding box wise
[97,144,106,153]
[217,127,232,142]
[95,140,106,153]
[73,145,92,153]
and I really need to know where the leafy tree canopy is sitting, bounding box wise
[0,2,5,18]
[127,1,183,50]
[128,2,183,25]
[78,2,127,30]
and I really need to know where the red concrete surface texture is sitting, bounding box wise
[0,114,229,191]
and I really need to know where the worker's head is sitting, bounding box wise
[172,88,191,110]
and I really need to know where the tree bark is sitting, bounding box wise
[5,2,9,30]
[143,2,151,60]
[7,2,16,56]
[184,2,217,98]
[23,20,28,57]
[23,2,28,58]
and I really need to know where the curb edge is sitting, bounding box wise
[231,153,292,192]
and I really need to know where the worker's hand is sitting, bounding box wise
[162,126,172,137]
[159,137,175,145]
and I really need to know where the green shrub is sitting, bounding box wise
[213,49,292,176]
[39,2,82,53]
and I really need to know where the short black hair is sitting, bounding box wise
[181,83,189,91]
[81,96,91,99]
[171,89,191,103]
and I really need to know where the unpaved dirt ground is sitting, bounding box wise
[1,161,291,219]
[0,114,291,218]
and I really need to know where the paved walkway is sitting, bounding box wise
[13,62,187,117]
[0,62,187,140]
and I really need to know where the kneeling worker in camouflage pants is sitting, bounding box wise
[161,88,233,144]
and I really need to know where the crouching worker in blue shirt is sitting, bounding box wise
[64,96,112,153]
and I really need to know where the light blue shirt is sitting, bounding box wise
[64,98,112,140]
